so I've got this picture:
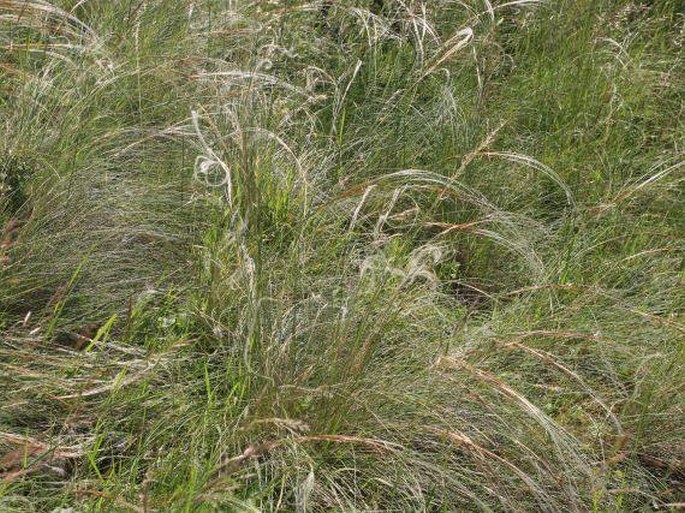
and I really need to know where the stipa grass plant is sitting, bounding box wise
[0,0,212,329]
[0,0,683,511]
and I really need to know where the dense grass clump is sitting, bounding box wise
[0,1,682,511]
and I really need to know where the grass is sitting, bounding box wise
[0,0,682,511]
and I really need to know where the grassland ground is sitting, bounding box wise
[0,1,683,511]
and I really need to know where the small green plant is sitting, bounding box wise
[0,153,33,217]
